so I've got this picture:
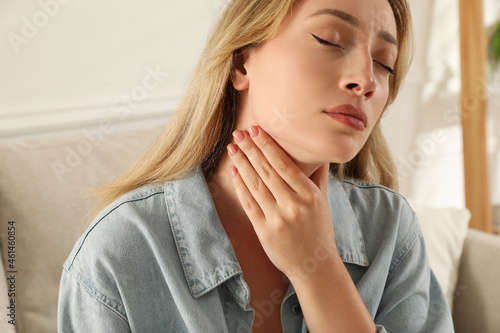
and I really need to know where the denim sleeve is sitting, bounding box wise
[374,224,454,332]
[58,268,130,333]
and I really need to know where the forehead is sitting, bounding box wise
[289,0,397,37]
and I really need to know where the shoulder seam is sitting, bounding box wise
[341,179,406,200]
[386,225,420,282]
[66,187,165,269]
[62,267,129,323]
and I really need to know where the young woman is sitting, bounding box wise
[58,0,454,332]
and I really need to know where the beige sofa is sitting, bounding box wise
[0,124,499,333]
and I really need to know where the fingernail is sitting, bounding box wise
[230,166,238,177]
[232,130,244,143]
[249,126,259,138]
[227,144,238,156]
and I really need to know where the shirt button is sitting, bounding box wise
[291,303,302,314]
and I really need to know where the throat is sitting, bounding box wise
[232,234,289,333]
[208,158,290,330]
[216,204,289,332]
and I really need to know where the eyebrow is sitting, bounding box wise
[310,9,360,26]
[378,30,398,46]
[308,8,398,47]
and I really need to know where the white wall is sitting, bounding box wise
[0,0,225,137]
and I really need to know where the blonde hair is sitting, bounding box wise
[95,0,413,213]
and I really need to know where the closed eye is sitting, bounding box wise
[311,33,344,49]
[311,33,395,75]
[374,60,395,75]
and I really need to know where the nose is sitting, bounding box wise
[339,50,377,99]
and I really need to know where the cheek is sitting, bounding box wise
[374,86,390,117]
[366,88,390,135]
[248,46,332,128]
[282,47,338,103]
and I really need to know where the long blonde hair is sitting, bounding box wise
[95,0,413,213]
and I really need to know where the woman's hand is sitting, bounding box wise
[227,125,338,283]
[227,125,377,332]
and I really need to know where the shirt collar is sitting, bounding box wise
[165,168,369,299]
[328,173,369,267]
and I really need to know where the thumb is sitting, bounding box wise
[310,163,330,197]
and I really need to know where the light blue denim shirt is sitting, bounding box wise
[58,169,454,332]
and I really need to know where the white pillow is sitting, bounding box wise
[407,200,470,311]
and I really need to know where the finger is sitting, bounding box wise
[228,166,266,226]
[233,130,292,200]
[227,142,276,214]
[309,163,330,199]
[247,126,312,193]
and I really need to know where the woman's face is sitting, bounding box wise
[233,0,398,168]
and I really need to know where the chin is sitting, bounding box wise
[285,141,362,166]
[323,143,363,164]
[329,152,359,164]
[299,149,359,168]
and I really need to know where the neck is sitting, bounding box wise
[290,158,324,179]
[208,146,323,213]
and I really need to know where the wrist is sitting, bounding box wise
[286,248,342,289]
[288,252,376,332]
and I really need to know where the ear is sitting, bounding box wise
[231,50,250,91]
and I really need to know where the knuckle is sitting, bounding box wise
[256,135,270,150]
[249,177,262,192]
[243,198,254,211]
[276,158,290,173]
[274,217,287,232]
[268,213,287,232]
[232,178,246,191]
[238,140,253,152]
[231,151,245,165]
[303,189,320,204]
[231,151,249,167]
[260,162,273,179]
[286,203,304,220]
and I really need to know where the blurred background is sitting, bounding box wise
[1,0,499,227]
[1,1,500,332]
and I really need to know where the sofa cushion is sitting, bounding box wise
[0,124,164,333]
[453,229,500,333]
[408,200,470,311]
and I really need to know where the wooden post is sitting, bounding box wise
[458,0,493,232]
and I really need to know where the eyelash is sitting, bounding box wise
[310,33,396,75]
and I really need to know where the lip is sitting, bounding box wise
[323,104,368,131]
